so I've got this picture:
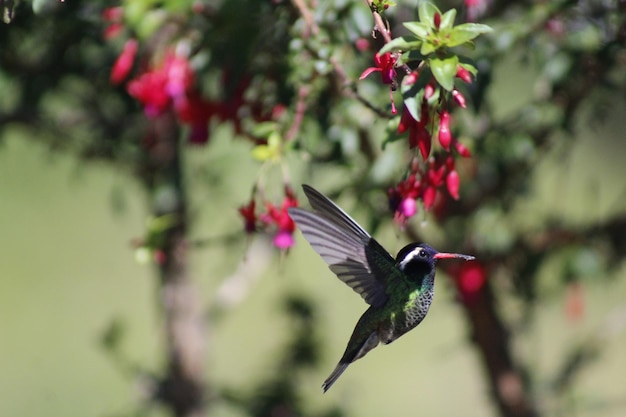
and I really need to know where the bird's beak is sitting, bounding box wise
[434,252,475,261]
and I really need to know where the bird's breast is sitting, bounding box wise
[382,287,434,343]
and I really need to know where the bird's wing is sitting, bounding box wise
[287,185,395,308]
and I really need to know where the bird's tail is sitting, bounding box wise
[322,362,349,393]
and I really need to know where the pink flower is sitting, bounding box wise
[388,174,422,227]
[273,230,295,249]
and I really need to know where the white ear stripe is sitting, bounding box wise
[398,246,425,271]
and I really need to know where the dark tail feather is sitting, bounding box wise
[322,362,349,393]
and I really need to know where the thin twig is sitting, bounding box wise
[291,0,319,37]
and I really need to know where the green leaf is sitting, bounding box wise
[447,23,493,47]
[420,41,437,56]
[379,36,421,54]
[252,132,282,162]
[251,145,272,162]
[439,9,456,31]
[403,94,420,122]
[429,55,459,91]
[403,22,429,39]
[251,121,277,138]
[418,2,440,29]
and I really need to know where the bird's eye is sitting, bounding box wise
[419,249,427,257]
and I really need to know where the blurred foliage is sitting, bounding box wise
[1,0,626,417]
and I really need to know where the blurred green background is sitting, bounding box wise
[2,89,625,416]
[1,1,626,417]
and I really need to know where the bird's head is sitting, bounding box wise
[396,243,475,276]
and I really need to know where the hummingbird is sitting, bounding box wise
[287,185,475,392]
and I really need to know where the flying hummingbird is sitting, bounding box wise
[287,185,475,392]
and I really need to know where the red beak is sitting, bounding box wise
[434,252,475,261]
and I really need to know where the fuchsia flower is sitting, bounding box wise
[124,50,216,144]
[388,154,463,225]
[360,53,398,113]
[360,52,397,85]
[398,105,431,159]
[127,66,171,118]
[261,192,299,249]
[388,174,422,228]
[241,188,299,250]
[452,261,487,305]
[238,199,257,234]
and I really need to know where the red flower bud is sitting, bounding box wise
[455,140,472,157]
[410,125,431,159]
[355,38,370,52]
[455,65,473,83]
[110,39,138,85]
[438,111,452,151]
[424,83,435,100]
[423,186,437,210]
[434,12,441,30]
[404,71,419,86]
[446,169,460,200]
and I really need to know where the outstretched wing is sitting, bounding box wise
[288,185,395,307]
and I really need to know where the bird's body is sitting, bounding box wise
[287,185,474,392]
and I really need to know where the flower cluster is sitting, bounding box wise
[239,186,299,250]
[116,48,215,145]
[386,64,473,225]
[388,154,462,227]
[104,7,231,145]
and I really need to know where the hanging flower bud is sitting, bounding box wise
[455,65,473,83]
[452,89,467,108]
[424,83,436,100]
[409,124,431,160]
[455,140,472,157]
[110,39,138,85]
[438,111,452,151]
[423,186,437,211]
[446,169,460,199]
